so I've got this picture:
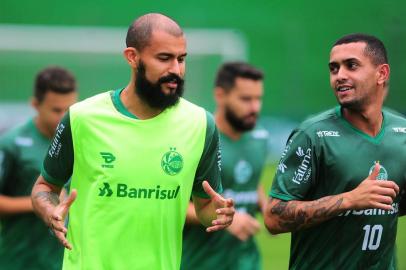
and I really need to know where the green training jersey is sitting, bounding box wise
[182,128,268,270]
[270,107,406,270]
[0,119,64,270]
[42,89,222,270]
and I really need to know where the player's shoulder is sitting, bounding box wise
[71,90,111,111]
[248,125,269,141]
[178,98,206,115]
[383,107,406,124]
[0,119,34,150]
[69,90,116,123]
[178,98,213,126]
[298,107,339,134]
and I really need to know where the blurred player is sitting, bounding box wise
[0,66,77,269]
[182,62,268,270]
[265,33,406,269]
[31,13,234,270]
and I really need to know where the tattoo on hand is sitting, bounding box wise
[269,197,343,231]
[34,191,60,206]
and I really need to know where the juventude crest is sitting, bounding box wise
[234,160,253,184]
[161,147,183,176]
[368,161,388,180]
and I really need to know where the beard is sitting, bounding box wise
[135,61,184,110]
[225,105,258,132]
[337,92,371,112]
[338,99,364,111]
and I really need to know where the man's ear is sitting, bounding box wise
[214,87,227,106]
[123,47,139,68]
[377,63,390,86]
[31,97,40,112]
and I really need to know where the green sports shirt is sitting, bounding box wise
[42,89,222,270]
[182,128,268,270]
[0,119,64,270]
[271,107,406,270]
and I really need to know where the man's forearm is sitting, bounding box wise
[192,196,216,227]
[31,176,61,226]
[265,195,346,234]
[0,196,33,214]
[185,202,201,224]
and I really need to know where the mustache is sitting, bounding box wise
[158,73,184,85]
[244,112,258,119]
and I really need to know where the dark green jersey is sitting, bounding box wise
[0,119,63,270]
[271,107,406,270]
[182,128,268,270]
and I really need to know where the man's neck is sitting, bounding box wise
[342,105,383,137]
[214,112,242,140]
[121,84,163,120]
[33,117,53,139]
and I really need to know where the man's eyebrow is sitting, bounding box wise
[329,57,360,66]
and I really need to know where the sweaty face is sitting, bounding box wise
[329,42,381,110]
[134,30,187,110]
[135,60,184,109]
[221,78,263,132]
[34,91,77,137]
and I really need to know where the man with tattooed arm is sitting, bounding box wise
[264,33,406,269]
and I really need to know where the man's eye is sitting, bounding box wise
[329,66,338,73]
[348,62,358,69]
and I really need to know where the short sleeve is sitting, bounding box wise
[0,140,15,193]
[399,189,406,216]
[192,111,223,198]
[270,129,316,201]
[42,112,74,187]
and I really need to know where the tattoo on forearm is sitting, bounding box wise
[34,191,60,206]
[269,196,343,231]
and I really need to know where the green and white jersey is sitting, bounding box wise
[271,107,406,270]
[182,128,268,270]
[42,89,222,270]
[0,119,64,270]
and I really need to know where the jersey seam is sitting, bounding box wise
[269,191,297,201]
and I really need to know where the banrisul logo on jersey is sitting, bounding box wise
[161,147,183,176]
[368,161,388,180]
[98,182,180,200]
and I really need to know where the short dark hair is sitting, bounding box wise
[333,33,388,65]
[215,62,264,91]
[34,66,76,103]
[126,13,183,51]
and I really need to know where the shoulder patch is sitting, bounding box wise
[392,127,406,133]
[251,129,269,139]
[14,136,33,147]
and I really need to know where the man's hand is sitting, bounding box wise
[202,181,235,232]
[48,189,77,250]
[227,212,260,241]
[344,163,399,210]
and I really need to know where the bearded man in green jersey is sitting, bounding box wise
[182,62,268,270]
[30,13,235,270]
[0,66,77,269]
[264,33,406,269]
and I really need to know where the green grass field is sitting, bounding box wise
[255,164,406,269]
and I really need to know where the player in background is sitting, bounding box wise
[0,66,77,270]
[182,62,268,270]
[31,13,234,270]
[264,33,406,269]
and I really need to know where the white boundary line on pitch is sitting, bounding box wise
[0,24,248,61]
